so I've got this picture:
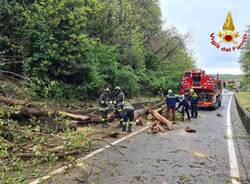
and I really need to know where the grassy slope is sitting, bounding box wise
[235,92,250,112]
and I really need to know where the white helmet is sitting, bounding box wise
[115,86,121,91]
[104,88,110,93]
[168,89,173,94]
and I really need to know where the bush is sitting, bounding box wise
[115,66,140,97]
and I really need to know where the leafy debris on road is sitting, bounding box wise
[185,127,197,133]
[193,151,206,158]
[178,175,192,184]
[102,132,120,138]
[216,113,223,118]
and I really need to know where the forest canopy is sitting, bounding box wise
[0,0,195,99]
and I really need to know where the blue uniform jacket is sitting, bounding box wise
[190,93,199,105]
[165,94,178,108]
[182,96,190,108]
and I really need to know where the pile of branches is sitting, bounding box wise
[0,95,107,167]
[0,118,92,162]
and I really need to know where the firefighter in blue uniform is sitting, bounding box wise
[99,88,111,128]
[176,93,191,121]
[113,86,125,128]
[190,89,199,119]
[122,102,134,133]
[165,89,178,121]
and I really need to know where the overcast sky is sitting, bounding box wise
[160,0,250,74]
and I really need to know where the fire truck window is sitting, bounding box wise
[193,76,200,86]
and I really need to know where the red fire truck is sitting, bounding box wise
[179,69,222,109]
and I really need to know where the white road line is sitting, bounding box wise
[227,95,241,184]
[30,125,150,184]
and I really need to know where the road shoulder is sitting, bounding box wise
[231,97,250,183]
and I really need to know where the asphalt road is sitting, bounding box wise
[40,90,250,184]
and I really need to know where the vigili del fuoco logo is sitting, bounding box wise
[210,11,248,52]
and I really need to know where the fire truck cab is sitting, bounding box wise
[180,69,222,109]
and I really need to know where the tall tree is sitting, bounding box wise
[239,26,250,91]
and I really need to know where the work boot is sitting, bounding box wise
[101,117,109,128]
[122,124,127,132]
[102,122,109,128]
[127,122,132,133]
[116,121,123,128]
[181,116,185,121]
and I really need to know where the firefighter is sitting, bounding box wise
[122,102,134,133]
[165,89,178,121]
[176,93,191,121]
[190,89,199,119]
[99,88,110,128]
[113,86,125,128]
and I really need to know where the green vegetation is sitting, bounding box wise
[226,83,235,91]
[0,1,194,182]
[0,0,194,99]
[0,80,95,183]
[219,74,242,81]
[0,111,92,183]
[239,26,250,92]
[235,92,250,112]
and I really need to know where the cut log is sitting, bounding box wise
[58,111,90,121]
[0,96,28,106]
[107,112,116,122]
[136,117,146,126]
[149,110,173,130]
[151,120,167,134]
[158,124,165,132]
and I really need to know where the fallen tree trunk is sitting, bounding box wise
[16,150,81,159]
[149,110,173,130]
[0,96,28,106]
[1,96,165,125]
[9,107,115,125]
[152,101,165,109]
[134,101,165,119]
[0,96,97,123]
[58,111,90,121]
